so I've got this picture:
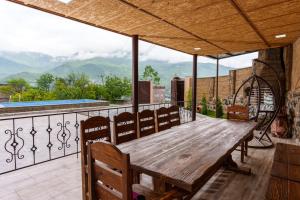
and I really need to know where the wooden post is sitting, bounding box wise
[215,57,219,117]
[192,54,197,121]
[132,35,139,113]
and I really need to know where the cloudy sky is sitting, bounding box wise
[0,0,257,68]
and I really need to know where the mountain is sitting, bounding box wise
[0,51,234,92]
[0,56,35,78]
[49,57,232,79]
[0,51,65,71]
[1,72,40,84]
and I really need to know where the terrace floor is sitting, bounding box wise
[0,136,298,200]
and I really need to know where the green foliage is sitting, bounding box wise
[142,65,160,85]
[37,73,54,92]
[99,76,131,102]
[216,97,224,118]
[52,73,96,100]
[186,89,192,110]
[4,73,131,103]
[201,96,208,115]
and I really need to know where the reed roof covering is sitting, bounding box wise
[8,0,300,57]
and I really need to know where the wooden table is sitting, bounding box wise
[118,117,257,195]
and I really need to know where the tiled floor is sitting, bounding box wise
[0,155,81,200]
[0,137,298,200]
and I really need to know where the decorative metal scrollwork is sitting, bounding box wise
[4,126,24,166]
[57,119,71,155]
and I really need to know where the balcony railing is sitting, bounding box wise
[0,101,192,175]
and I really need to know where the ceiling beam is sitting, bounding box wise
[116,0,231,53]
[228,0,271,47]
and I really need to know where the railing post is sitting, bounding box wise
[132,35,139,113]
[192,54,197,121]
[216,56,219,117]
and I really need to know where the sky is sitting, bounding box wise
[0,0,258,68]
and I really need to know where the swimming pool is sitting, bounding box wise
[0,99,109,113]
[0,99,98,108]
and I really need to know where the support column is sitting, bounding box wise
[132,35,139,113]
[215,57,219,117]
[192,54,197,121]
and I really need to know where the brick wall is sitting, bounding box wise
[184,67,253,103]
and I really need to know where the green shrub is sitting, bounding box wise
[201,96,208,115]
[186,89,192,110]
[216,97,224,118]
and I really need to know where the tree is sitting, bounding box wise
[201,96,208,115]
[52,73,96,100]
[142,65,160,85]
[216,97,224,118]
[37,73,54,92]
[100,76,131,102]
[0,78,30,97]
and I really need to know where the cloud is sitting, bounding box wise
[0,1,257,67]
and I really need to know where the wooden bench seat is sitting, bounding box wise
[266,143,300,200]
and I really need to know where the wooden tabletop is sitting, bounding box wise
[118,117,257,192]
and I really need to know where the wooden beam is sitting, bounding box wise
[228,0,270,47]
[132,35,139,113]
[116,0,230,53]
[192,54,198,121]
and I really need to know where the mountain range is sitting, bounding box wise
[0,51,235,92]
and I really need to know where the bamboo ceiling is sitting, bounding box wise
[7,0,300,57]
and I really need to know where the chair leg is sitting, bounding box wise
[240,142,244,163]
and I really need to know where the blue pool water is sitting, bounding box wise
[0,99,98,108]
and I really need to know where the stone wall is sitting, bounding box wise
[287,37,300,139]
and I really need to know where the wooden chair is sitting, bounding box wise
[155,107,172,132]
[227,105,253,162]
[87,141,185,200]
[168,105,181,127]
[80,116,111,200]
[113,112,138,145]
[138,109,156,138]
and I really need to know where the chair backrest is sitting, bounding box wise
[168,105,181,127]
[113,112,137,145]
[138,109,156,137]
[80,116,111,200]
[87,141,132,200]
[155,107,171,132]
[227,105,249,121]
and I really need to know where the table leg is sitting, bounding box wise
[223,155,251,175]
[152,177,172,193]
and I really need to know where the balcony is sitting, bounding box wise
[1,135,298,200]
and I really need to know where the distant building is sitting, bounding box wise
[138,81,165,104]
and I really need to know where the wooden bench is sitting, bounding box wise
[266,143,300,200]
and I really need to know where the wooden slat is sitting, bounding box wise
[116,123,135,133]
[118,117,257,192]
[93,163,123,193]
[90,142,124,170]
[114,112,137,145]
[95,183,122,200]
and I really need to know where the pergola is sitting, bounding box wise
[7,0,300,118]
